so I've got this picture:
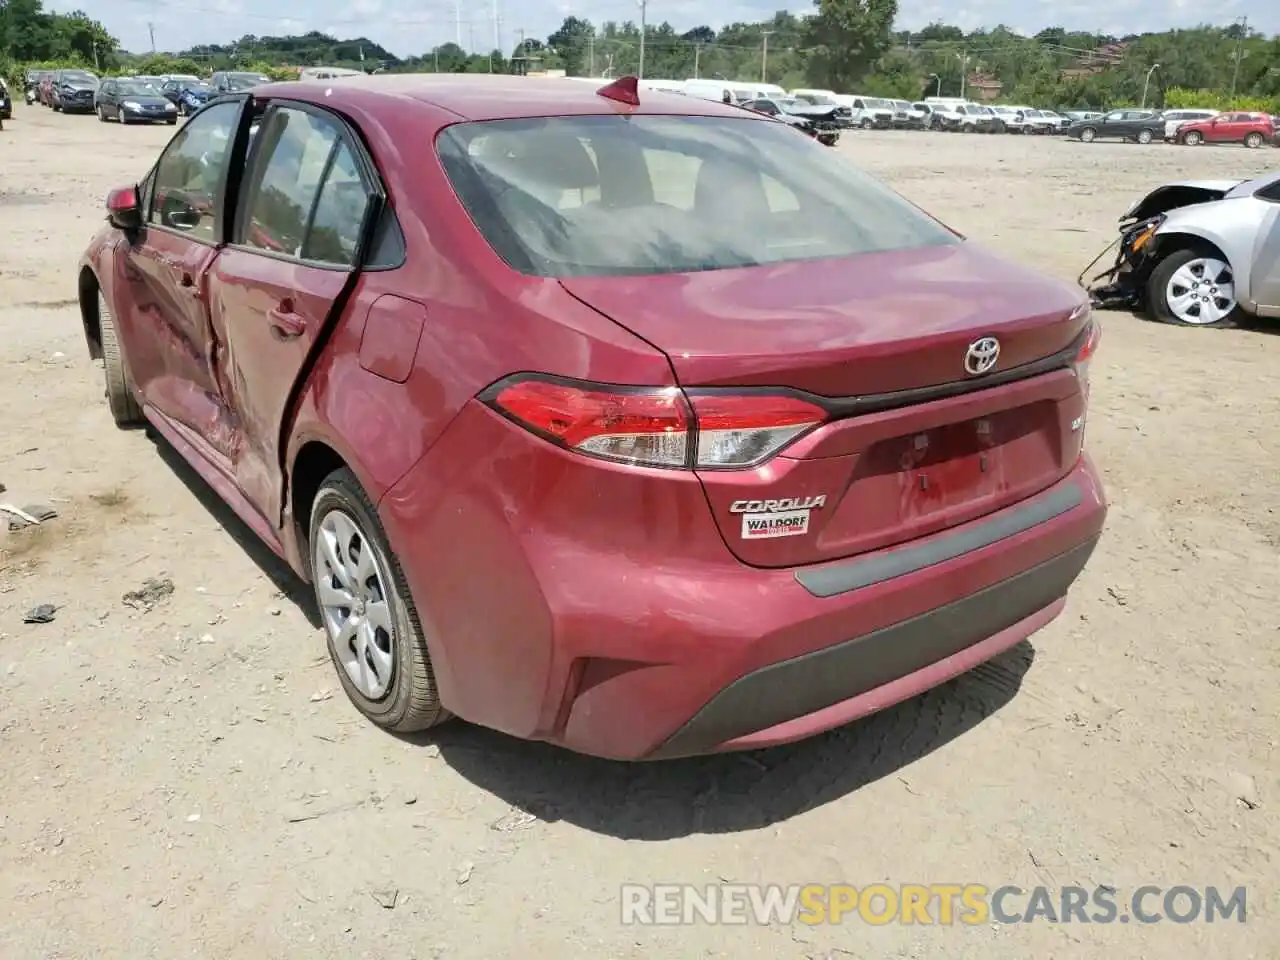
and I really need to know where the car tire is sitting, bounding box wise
[1146,247,1243,329]
[166,117,177,125]
[1079,127,1096,142]
[1244,132,1263,149]
[97,105,107,122]
[1182,131,1203,146]
[99,291,145,426]
[51,100,61,112]
[309,468,448,734]
[1137,128,1153,144]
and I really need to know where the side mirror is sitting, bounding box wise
[106,185,142,232]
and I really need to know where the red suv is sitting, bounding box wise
[77,76,1106,760]
[1177,111,1275,148]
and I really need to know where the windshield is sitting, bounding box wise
[437,115,958,278]
[63,71,97,83]
[186,81,213,92]
[117,81,158,95]
[226,74,268,90]
[806,94,837,105]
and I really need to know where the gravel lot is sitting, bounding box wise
[1,104,1276,959]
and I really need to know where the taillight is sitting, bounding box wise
[483,376,827,470]
[1071,310,1100,398]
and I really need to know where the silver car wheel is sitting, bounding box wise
[1166,257,1236,325]
[313,508,397,700]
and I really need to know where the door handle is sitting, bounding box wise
[268,302,307,339]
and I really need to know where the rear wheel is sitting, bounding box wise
[1079,127,1096,142]
[1147,247,1242,328]
[309,469,447,734]
[97,105,107,122]
[1244,132,1264,149]
[1136,128,1154,144]
[99,291,144,426]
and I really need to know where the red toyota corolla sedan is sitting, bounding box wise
[76,75,1106,760]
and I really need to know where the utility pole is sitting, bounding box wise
[693,44,700,79]
[637,0,647,80]
[1231,16,1247,97]
[588,34,595,76]
[148,22,155,54]
[454,0,462,48]
[92,41,100,71]
[957,47,969,99]
[1141,63,1160,108]
[760,30,774,82]
[516,28,526,75]
[492,0,500,55]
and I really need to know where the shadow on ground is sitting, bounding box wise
[149,431,321,629]
[420,641,1036,840]
[143,424,1037,838]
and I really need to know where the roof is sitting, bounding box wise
[262,74,754,122]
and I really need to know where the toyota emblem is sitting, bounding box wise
[964,336,1000,376]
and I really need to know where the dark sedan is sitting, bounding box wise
[743,96,841,145]
[161,79,215,116]
[210,71,273,93]
[0,78,11,121]
[1065,109,1165,144]
[51,69,100,113]
[96,78,178,124]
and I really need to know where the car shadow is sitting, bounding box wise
[147,429,321,628]
[412,641,1036,839]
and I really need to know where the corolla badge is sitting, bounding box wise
[964,336,1001,376]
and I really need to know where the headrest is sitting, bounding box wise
[472,129,599,191]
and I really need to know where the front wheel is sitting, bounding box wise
[1136,128,1153,144]
[1147,248,1242,328]
[310,469,447,734]
[1244,132,1264,149]
[99,291,144,426]
[1079,127,1096,143]
[1182,130,1203,145]
[97,105,107,122]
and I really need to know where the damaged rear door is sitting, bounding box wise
[208,100,379,527]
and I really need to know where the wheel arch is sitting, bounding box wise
[288,437,356,568]
[78,265,104,361]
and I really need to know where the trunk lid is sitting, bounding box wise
[560,244,1091,568]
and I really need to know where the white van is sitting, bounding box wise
[299,66,364,81]
[681,78,769,104]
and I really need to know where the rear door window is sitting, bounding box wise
[235,104,372,265]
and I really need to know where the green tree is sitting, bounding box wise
[804,0,898,89]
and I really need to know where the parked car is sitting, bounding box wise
[889,99,928,128]
[77,74,1106,760]
[952,103,998,133]
[38,74,56,106]
[0,77,10,121]
[1064,109,1164,143]
[911,102,943,129]
[1161,108,1218,141]
[161,78,215,115]
[1016,108,1061,134]
[1176,112,1275,148]
[50,68,99,113]
[847,96,894,128]
[210,71,273,93]
[1038,110,1071,132]
[1083,172,1280,328]
[743,96,841,145]
[788,91,855,128]
[96,78,178,124]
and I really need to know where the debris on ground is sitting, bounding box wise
[122,577,175,612]
[455,861,474,885]
[370,888,400,909]
[2,503,58,531]
[23,604,57,624]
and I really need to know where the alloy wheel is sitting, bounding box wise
[1165,257,1236,325]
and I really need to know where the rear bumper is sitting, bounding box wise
[378,402,1107,760]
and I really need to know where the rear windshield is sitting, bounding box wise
[437,115,957,278]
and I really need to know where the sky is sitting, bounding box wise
[46,0,1277,61]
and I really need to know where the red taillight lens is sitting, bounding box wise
[488,378,691,467]
[484,377,827,470]
[1071,311,1100,397]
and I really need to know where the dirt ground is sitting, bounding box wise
[1,104,1277,959]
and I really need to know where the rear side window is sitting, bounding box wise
[437,115,957,278]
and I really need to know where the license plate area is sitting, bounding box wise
[815,400,1063,554]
